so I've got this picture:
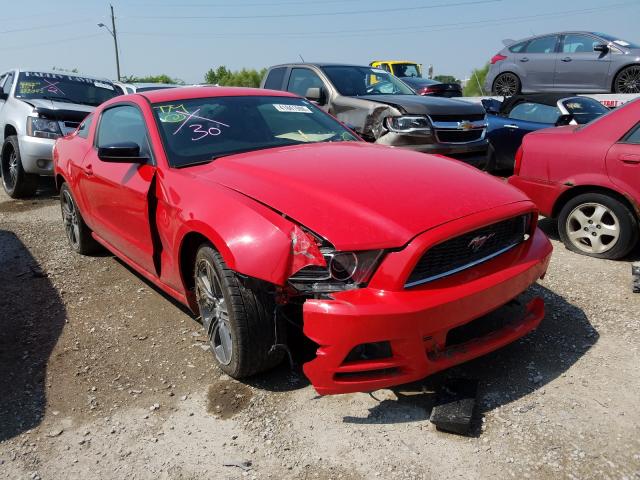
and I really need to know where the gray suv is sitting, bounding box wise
[486,32,640,96]
[262,63,488,164]
[0,69,119,197]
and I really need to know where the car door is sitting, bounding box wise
[554,34,612,91]
[78,103,157,274]
[490,102,558,166]
[605,123,640,203]
[520,35,560,90]
[285,67,329,112]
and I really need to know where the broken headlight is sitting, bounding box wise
[289,249,384,294]
[385,115,432,134]
[26,116,62,139]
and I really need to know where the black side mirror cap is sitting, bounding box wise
[98,142,148,163]
[555,114,574,126]
[594,44,609,53]
[305,87,326,105]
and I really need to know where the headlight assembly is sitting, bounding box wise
[385,115,432,134]
[26,116,62,139]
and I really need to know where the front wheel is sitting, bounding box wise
[613,65,640,94]
[194,245,283,378]
[59,183,101,255]
[492,72,521,96]
[1,136,38,198]
[557,193,638,259]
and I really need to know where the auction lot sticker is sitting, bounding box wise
[273,104,312,113]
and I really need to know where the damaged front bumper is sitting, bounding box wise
[301,220,552,396]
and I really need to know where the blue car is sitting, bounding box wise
[483,93,609,171]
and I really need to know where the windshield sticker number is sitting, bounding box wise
[41,79,65,95]
[18,81,42,94]
[169,107,230,141]
[273,104,312,113]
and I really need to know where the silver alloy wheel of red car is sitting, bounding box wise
[61,188,81,251]
[614,66,640,94]
[565,202,620,255]
[195,257,233,365]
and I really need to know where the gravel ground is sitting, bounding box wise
[0,180,639,480]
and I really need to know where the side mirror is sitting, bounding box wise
[305,87,326,105]
[555,114,574,126]
[98,142,148,163]
[594,44,609,53]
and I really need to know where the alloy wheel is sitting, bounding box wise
[195,258,233,365]
[4,148,18,190]
[61,190,81,249]
[493,73,519,96]
[615,66,640,93]
[565,202,620,255]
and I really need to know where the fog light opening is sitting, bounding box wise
[343,341,392,364]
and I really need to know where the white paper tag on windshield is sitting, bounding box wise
[94,81,114,90]
[273,104,312,113]
[614,40,630,47]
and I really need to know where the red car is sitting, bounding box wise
[54,87,552,395]
[509,99,640,260]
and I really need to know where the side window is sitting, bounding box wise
[2,73,13,96]
[509,102,561,124]
[525,36,559,54]
[379,64,391,73]
[286,68,324,97]
[263,67,286,90]
[623,124,640,144]
[562,34,599,53]
[77,114,93,139]
[97,105,151,157]
[509,41,528,53]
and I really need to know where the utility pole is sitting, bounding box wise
[110,5,121,81]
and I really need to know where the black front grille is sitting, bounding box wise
[406,215,529,287]
[429,113,485,122]
[435,129,484,143]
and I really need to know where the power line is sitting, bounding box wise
[0,19,91,35]
[0,33,104,52]
[128,0,364,7]
[124,0,501,20]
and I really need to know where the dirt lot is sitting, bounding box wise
[1,181,639,480]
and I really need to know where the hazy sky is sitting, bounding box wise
[1,0,638,83]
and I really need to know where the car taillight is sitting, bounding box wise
[514,146,524,176]
[419,86,438,95]
[491,54,507,64]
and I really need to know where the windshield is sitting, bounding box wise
[593,33,640,49]
[561,97,609,124]
[15,72,119,107]
[321,66,415,96]
[152,96,359,167]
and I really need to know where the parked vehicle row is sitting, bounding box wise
[53,86,552,395]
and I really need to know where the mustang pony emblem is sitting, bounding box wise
[468,233,496,252]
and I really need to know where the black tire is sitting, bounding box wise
[482,143,498,173]
[492,72,521,96]
[59,183,101,255]
[1,136,38,198]
[612,65,640,94]
[557,193,638,260]
[194,244,283,378]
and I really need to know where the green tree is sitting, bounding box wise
[463,63,490,96]
[204,66,267,88]
[120,74,184,84]
[433,75,461,84]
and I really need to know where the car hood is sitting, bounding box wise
[193,142,529,250]
[21,98,95,122]
[356,94,485,116]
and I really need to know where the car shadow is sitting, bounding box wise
[0,230,67,442]
[340,284,597,432]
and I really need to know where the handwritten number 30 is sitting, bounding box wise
[189,124,221,141]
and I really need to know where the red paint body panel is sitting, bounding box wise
[508,99,640,216]
[54,87,553,395]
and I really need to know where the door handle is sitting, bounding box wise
[619,154,640,164]
[504,124,520,129]
[520,57,529,62]
[82,163,93,176]
[561,57,572,62]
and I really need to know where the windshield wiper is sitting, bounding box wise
[37,95,77,104]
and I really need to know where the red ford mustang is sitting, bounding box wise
[509,98,640,260]
[54,87,552,395]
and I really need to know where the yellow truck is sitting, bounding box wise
[370,60,423,78]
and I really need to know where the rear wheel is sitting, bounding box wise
[613,65,640,94]
[194,244,283,378]
[1,136,38,198]
[492,73,521,96]
[558,193,638,259]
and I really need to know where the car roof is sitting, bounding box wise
[269,62,374,69]
[509,31,607,44]
[11,68,114,83]
[139,86,297,103]
[132,83,180,88]
[499,92,580,114]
